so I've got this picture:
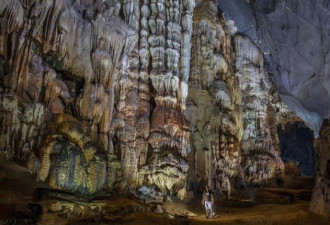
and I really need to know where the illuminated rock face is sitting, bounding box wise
[186,0,243,195]
[118,0,195,198]
[0,0,195,197]
[218,0,326,136]
[185,0,300,195]
[235,35,284,186]
[0,0,314,201]
[310,119,330,215]
[38,114,122,194]
[0,0,136,194]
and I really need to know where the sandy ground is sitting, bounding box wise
[0,160,329,225]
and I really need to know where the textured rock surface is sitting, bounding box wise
[184,0,303,197]
[218,0,257,41]
[118,0,195,197]
[0,94,46,173]
[218,0,328,136]
[187,0,243,196]
[235,35,290,187]
[310,119,330,215]
[0,0,196,197]
[0,0,136,194]
[253,0,327,135]
[0,0,317,206]
[37,114,122,194]
[218,0,330,214]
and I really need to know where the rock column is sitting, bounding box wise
[310,119,330,215]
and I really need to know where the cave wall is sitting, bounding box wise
[118,0,195,198]
[217,0,330,215]
[235,34,283,187]
[310,119,330,215]
[218,0,327,136]
[0,0,306,201]
[186,0,243,195]
[254,0,330,130]
[185,0,301,196]
[0,0,137,194]
[0,0,195,198]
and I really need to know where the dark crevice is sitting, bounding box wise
[30,39,85,99]
[326,160,330,178]
[278,122,315,176]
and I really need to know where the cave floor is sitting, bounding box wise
[0,159,329,225]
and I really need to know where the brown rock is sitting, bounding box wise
[48,201,62,212]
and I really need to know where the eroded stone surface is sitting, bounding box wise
[235,35,284,187]
[184,0,302,197]
[0,0,136,194]
[310,119,330,215]
[0,0,196,196]
[218,0,328,136]
[0,0,310,203]
[186,0,242,196]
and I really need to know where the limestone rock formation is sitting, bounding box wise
[0,0,324,214]
[253,0,329,134]
[38,114,122,194]
[0,0,137,194]
[0,94,46,172]
[1,0,196,197]
[310,119,330,215]
[185,0,300,197]
[186,0,243,196]
[118,0,195,198]
[235,34,283,186]
[217,0,330,215]
[218,0,329,136]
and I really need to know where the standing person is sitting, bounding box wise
[202,186,215,219]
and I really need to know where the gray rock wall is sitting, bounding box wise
[218,0,328,136]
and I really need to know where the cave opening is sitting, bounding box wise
[277,122,315,177]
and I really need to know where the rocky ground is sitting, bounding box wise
[0,159,328,225]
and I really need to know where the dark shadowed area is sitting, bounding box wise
[278,122,315,176]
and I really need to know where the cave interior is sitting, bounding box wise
[0,0,329,224]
